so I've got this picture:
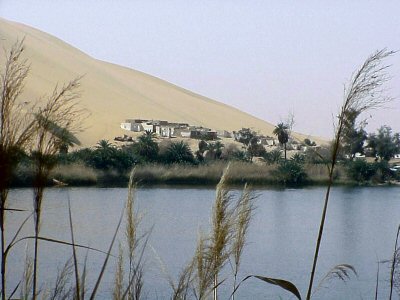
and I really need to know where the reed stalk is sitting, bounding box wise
[126,169,138,299]
[31,77,83,300]
[211,165,234,300]
[67,193,80,300]
[306,49,394,300]
[0,39,34,299]
[48,259,73,300]
[20,247,33,300]
[121,167,151,300]
[389,225,400,300]
[191,164,254,300]
[113,244,124,300]
[231,183,254,300]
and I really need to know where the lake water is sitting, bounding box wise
[5,185,400,299]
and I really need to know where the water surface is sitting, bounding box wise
[6,186,400,299]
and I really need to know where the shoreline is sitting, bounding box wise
[11,162,399,189]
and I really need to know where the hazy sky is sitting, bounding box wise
[1,1,399,138]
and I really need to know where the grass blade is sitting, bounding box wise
[121,225,152,299]
[5,212,33,255]
[67,194,80,300]
[7,236,113,257]
[4,208,28,212]
[375,259,380,300]
[7,281,20,300]
[231,275,302,300]
[389,224,400,300]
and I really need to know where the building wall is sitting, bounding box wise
[132,123,143,132]
[217,130,232,138]
[120,122,132,131]
[142,123,155,132]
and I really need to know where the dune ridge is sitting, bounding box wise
[0,17,320,147]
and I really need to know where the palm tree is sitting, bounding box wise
[135,131,159,161]
[91,140,116,169]
[263,149,282,164]
[207,141,224,160]
[164,141,194,164]
[273,123,289,160]
[96,139,115,155]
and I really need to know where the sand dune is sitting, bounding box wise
[0,18,321,147]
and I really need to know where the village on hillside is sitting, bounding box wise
[116,118,320,154]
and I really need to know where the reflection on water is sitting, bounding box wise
[6,186,400,299]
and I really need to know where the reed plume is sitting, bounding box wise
[113,244,124,300]
[231,183,255,300]
[0,39,35,299]
[122,168,149,300]
[20,248,33,300]
[32,76,83,300]
[306,48,395,300]
[191,164,254,300]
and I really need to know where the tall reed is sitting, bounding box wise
[20,248,33,300]
[113,245,124,300]
[124,168,148,300]
[231,183,255,300]
[0,39,36,299]
[31,77,83,300]
[306,49,395,300]
[189,164,255,300]
[109,168,151,300]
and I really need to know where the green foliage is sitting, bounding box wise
[367,126,400,161]
[272,160,307,185]
[234,129,269,160]
[273,123,289,160]
[371,160,393,183]
[162,141,195,164]
[263,149,282,165]
[291,153,305,164]
[303,138,316,146]
[247,138,266,160]
[219,144,248,162]
[303,146,331,165]
[63,148,94,164]
[234,128,255,146]
[196,140,225,162]
[230,150,250,162]
[345,160,376,183]
[341,118,367,160]
[132,132,159,162]
[273,123,289,146]
[345,160,395,183]
[206,141,224,160]
[88,140,117,170]
[340,108,366,160]
[195,150,205,163]
[198,140,208,154]
[57,140,138,174]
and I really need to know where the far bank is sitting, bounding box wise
[11,161,400,188]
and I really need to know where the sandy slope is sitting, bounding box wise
[0,18,322,147]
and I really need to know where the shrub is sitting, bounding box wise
[371,160,394,183]
[221,144,249,162]
[271,160,307,185]
[263,149,282,165]
[162,141,195,164]
[346,160,375,183]
[291,153,305,164]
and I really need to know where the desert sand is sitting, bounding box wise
[0,18,322,147]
